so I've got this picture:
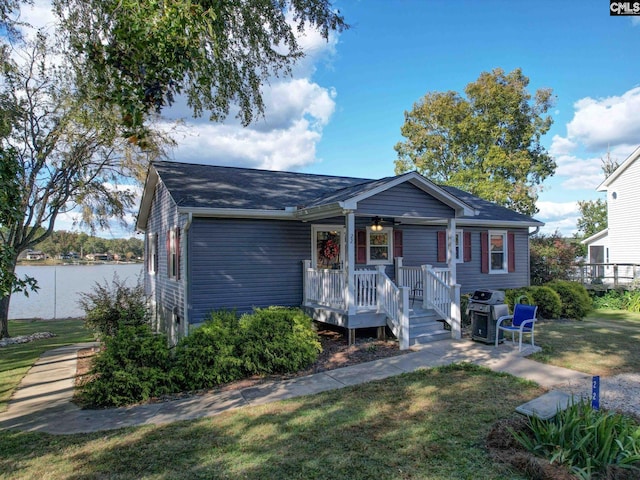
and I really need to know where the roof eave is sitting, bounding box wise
[598,145,640,191]
[135,166,159,232]
[177,206,296,220]
[581,228,608,245]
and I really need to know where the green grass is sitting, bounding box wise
[529,310,640,376]
[0,319,94,412]
[0,364,542,479]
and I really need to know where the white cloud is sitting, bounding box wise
[563,87,640,152]
[536,201,581,237]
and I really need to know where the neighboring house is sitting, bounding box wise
[582,145,640,285]
[136,161,543,347]
[25,250,46,261]
[85,253,112,262]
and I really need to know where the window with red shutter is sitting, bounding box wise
[356,229,366,263]
[437,231,446,262]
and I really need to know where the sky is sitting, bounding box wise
[15,0,640,238]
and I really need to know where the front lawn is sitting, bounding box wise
[529,310,640,376]
[0,364,542,480]
[0,319,94,412]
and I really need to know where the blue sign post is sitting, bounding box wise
[592,376,600,410]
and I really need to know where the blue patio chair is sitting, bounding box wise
[495,303,538,352]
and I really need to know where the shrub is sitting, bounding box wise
[460,294,471,327]
[78,275,149,338]
[80,325,174,407]
[239,307,321,375]
[545,281,592,320]
[512,400,640,479]
[172,310,245,390]
[529,286,562,320]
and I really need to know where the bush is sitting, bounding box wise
[172,310,245,390]
[512,400,640,479]
[529,286,562,320]
[80,325,174,407]
[239,307,321,375]
[78,275,149,338]
[545,281,592,320]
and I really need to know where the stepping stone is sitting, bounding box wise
[516,390,574,420]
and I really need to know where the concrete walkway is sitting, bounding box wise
[0,339,591,435]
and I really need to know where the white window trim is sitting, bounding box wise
[454,229,463,263]
[148,233,157,275]
[366,226,394,265]
[488,230,508,274]
[311,225,345,270]
[168,228,178,279]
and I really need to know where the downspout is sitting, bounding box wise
[182,212,192,337]
[529,226,540,236]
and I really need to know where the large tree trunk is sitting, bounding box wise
[0,253,20,339]
[0,294,11,339]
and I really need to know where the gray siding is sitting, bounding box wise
[397,225,531,294]
[356,183,455,218]
[144,181,187,342]
[188,218,311,323]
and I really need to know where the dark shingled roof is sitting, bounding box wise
[442,186,542,224]
[152,160,542,225]
[154,160,371,210]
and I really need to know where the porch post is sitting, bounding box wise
[450,284,461,339]
[447,217,457,285]
[302,260,311,307]
[345,211,357,316]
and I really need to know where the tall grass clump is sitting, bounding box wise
[512,400,640,479]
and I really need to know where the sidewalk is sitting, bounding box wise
[0,339,591,435]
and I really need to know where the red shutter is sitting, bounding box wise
[480,231,489,273]
[437,231,446,263]
[508,232,516,273]
[393,230,403,258]
[176,228,181,280]
[356,230,366,264]
[463,231,472,262]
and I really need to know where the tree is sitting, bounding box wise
[575,153,619,239]
[394,68,556,216]
[530,232,579,285]
[0,35,149,339]
[53,0,348,139]
[576,198,608,239]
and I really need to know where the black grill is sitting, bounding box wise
[468,289,508,344]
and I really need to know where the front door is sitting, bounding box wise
[312,226,344,269]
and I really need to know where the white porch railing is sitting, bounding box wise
[395,259,461,339]
[376,266,410,350]
[304,265,345,310]
[303,259,459,346]
[354,269,378,310]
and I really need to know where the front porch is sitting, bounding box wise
[302,258,461,349]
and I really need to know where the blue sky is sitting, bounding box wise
[17,1,640,237]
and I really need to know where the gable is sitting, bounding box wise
[356,182,455,218]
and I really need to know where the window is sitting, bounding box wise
[147,233,158,274]
[454,230,463,263]
[167,228,180,279]
[366,227,393,265]
[489,230,507,273]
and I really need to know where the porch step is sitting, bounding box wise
[408,308,450,346]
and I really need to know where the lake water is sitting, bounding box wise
[9,264,144,320]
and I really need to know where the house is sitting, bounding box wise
[136,160,543,347]
[25,250,46,261]
[582,145,640,286]
[85,253,112,262]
